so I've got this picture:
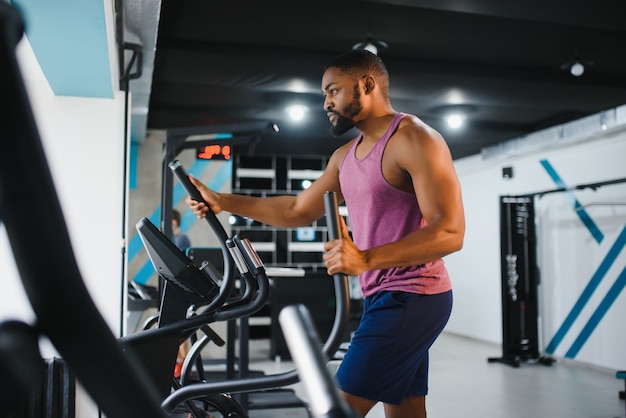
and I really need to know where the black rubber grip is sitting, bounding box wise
[168,159,228,243]
[324,191,341,240]
[169,160,205,203]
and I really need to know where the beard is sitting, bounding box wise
[330,112,356,136]
[329,87,362,137]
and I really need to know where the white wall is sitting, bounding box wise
[446,118,626,370]
[0,30,125,418]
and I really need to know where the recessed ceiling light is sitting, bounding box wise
[446,114,464,129]
[286,105,308,121]
[430,103,475,130]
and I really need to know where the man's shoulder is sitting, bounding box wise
[397,113,428,129]
[395,114,439,140]
[390,115,447,159]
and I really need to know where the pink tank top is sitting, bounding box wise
[339,112,451,297]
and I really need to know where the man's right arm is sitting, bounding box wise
[214,192,312,227]
[186,147,345,228]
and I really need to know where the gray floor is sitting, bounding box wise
[245,332,625,418]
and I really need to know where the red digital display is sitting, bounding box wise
[197,144,231,160]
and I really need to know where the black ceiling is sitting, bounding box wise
[146,0,626,160]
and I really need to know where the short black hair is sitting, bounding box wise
[325,49,389,92]
[172,208,182,225]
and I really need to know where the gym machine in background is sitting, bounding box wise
[488,195,554,368]
[490,176,626,368]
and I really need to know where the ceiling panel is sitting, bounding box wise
[122,0,626,159]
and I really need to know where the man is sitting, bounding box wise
[172,208,191,251]
[185,49,465,418]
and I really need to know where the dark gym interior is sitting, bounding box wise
[122,0,626,159]
[3,1,626,417]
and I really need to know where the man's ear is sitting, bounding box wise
[363,76,375,94]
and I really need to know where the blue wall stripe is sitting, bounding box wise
[128,208,161,261]
[539,159,604,244]
[565,265,626,358]
[130,159,232,284]
[544,225,626,353]
[133,256,161,286]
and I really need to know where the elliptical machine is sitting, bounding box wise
[127,160,353,417]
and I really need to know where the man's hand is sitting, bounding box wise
[185,175,222,218]
[323,217,366,276]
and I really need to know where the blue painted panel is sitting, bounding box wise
[12,0,113,98]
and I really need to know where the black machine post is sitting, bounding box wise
[488,195,554,367]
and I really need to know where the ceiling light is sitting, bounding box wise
[570,61,585,77]
[561,49,593,77]
[286,105,308,121]
[430,103,476,130]
[446,114,464,129]
[352,35,388,56]
[363,43,378,55]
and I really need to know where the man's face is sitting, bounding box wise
[322,67,363,137]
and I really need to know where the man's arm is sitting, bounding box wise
[187,146,348,228]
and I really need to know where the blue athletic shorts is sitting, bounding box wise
[335,290,452,405]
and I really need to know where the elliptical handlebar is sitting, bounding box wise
[169,159,236,311]
[322,191,351,358]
